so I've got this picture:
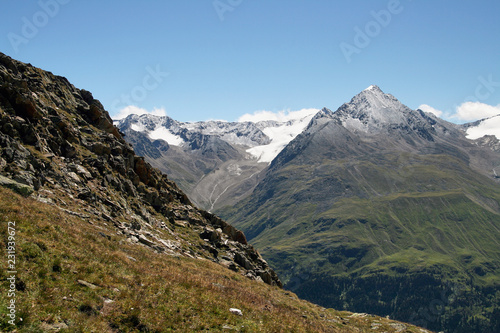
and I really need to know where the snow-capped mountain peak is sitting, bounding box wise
[364,84,380,92]
[349,85,407,115]
[116,114,186,146]
[335,86,412,133]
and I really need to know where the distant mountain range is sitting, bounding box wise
[117,85,500,332]
[114,108,317,211]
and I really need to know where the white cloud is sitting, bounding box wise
[454,102,500,121]
[113,106,167,120]
[418,104,443,117]
[238,108,319,123]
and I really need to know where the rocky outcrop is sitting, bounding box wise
[0,174,34,196]
[472,135,500,153]
[0,52,281,287]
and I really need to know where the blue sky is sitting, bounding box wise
[1,0,499,123]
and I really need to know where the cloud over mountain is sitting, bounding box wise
[113,106,167,120]
[238,108,319,123]
[418,104,443,117]
[418,101,500,122]
[455,102,500,121]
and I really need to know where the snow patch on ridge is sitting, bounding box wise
[246,109,318,163]
[121,108,320,159]
[130,123,146,132]
[466,115,500,140]
[148,127,185,146]
[125,116,185,146]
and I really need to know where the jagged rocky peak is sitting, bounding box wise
[314,107,335,118]
[184,119,272,147]
[118,113,273,148]
[332,85,427,135]
[355,85,407,109]
[302,86,413,135]
[339,85,411,122]
[117,113,181,133]
[0,52,282,287]
[302,107,335,132]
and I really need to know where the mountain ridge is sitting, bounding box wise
[0,50,286,285]
[119,86,500,192]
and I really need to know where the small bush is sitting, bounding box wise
[52,258,62,273]
[21,243,43,260]
[78,304,97,316]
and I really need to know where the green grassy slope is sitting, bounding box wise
[220,150,500,332]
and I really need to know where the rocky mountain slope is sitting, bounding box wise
[115,110,316,211]
[0,52,433,332]
[219,86,500,333]
[0,51,281,288]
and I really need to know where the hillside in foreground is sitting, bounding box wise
[0,186,432,332]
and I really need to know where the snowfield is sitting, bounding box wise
[466,115,500,140]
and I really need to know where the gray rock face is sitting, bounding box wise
[0,175,34,196]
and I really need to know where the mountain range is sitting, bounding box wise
[115,108,317,212]
[0,52,436,332]
[117,85,500,332]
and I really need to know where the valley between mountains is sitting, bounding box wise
[117,85,500,332]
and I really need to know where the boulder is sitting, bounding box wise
[234,252,255,271]
[0,175,34,196]
[138,234,156,247]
